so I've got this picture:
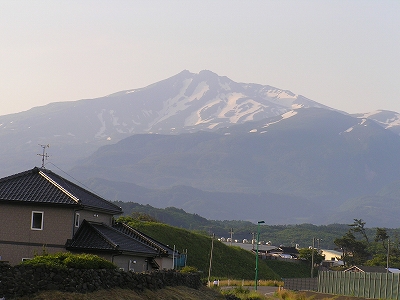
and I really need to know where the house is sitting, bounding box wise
[0,167,175,270]
[267,246,299,259]
[320,249,344,268]
[320,249,342,261]
[66,220,175,271]
[344,266,400,273]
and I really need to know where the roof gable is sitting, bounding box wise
[0,167,122,214]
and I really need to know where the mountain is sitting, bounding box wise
[0,70,333,177]
[1,70,400,226]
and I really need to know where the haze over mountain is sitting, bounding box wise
[1,70,400,227]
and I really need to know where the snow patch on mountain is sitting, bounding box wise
[148,78,211,127]
[358,111,381,119]
[264,90,297,108]
[110,110,120,126]
[190,81,210,102]
[95,109,107,138]
[218,93,261,123]
[282,110,298,119]
[341,118,368,135]
[261,110,298,129]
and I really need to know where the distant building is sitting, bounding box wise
[320,249,342,261]
[319,249,344,268]
[344,266,400,273]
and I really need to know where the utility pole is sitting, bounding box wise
[255,221,265,291]
[207,233,215,287]
[229,228,233,246]
[317,238,322,251]
[251,232,255,250]
[172,245,175,270]
[387,239,390,273]
[311,237,315,278]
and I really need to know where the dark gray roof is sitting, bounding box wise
[344,265,388,273]
[113,222,174,255]
[66,220,160,256]
[0,167,122,214]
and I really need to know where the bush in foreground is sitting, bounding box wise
[20,252,117,269]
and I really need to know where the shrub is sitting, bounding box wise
[20,252,116,269]
[221,286,264,300]
[64,253,116,269]
[179,266,198,273]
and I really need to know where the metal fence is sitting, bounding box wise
[318,271,400,299]
[284,272,400,299]
[283,277,318,291]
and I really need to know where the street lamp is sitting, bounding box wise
[255,220,265,291]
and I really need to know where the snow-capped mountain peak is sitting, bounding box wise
[353,110,400,135]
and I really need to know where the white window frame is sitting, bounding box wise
[75,212,80,227]
[31,211,44,230]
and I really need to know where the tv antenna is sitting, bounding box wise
[37,144,50,168]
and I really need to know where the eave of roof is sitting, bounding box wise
[0,167,122,215]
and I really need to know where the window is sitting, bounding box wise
[31,211,43,230]
[75,212,80,227]
[22,258,32,262]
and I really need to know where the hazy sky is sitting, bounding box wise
[1,0,399,116]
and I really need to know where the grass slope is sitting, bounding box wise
[123,219,280,280]
[265,260,312,278]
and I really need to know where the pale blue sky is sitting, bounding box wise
[1,0,399,116]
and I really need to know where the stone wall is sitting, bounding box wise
[0,262,201,299]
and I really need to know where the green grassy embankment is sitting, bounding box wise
[123,219,281,281]
[265,259,312,278]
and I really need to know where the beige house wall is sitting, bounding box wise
[72,210,115,235]
[0,203,74,264]
[0,243,66,265]
[71,251,154,272]
[0,202,116,265]
[0,203,74,243]
[155,256,173,270]
[112,255,151,272]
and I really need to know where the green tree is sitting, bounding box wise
[374,228,389,250]
[349,219,369,244]
[334,230,369,266]
[298,248,324,265]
